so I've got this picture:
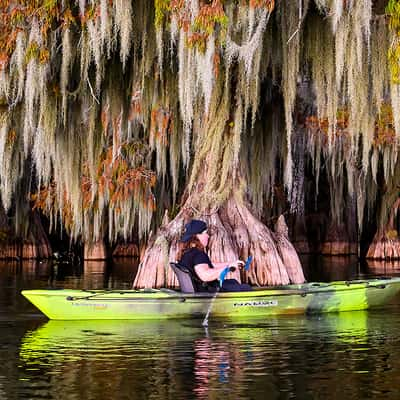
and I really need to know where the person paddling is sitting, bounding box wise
[177,219,252,292]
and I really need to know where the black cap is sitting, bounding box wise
[181,219,207,242]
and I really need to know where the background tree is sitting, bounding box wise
[0,1,399,285]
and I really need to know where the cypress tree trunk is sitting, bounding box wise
[134,194,305,289]
[321,222,358,256]
[84,241,108,260]
[367,198,400,260]
[113,243,139,258]
[0,208,51,259]
[134,81,305,288]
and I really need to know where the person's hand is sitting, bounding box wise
[234,260,245,269]
[230,260,244,270]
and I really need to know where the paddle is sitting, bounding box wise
[202,256,253,327]
[218,266,231,287]
[244,255,253,272]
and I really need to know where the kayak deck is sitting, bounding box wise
[21,277,400,320]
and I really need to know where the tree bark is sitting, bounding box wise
[0,209,51,259]
[367,198,400,259]
[273,215,306,283]
[84,241,108,260]
[290,214,310,254]
[321,222,358,256]
[113,243,139,257]
[366,232,400,260]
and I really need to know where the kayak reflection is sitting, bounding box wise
[20,312,370,363]
[19,312,389,400]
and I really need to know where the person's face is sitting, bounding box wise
[196,230,209,247]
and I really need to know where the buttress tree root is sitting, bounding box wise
[133,195,305,289]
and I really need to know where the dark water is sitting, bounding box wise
[2,256,400,400]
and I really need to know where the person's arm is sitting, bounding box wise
[194,263,234,282]
[212,261,244,269]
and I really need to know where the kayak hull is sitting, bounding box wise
[21,277,400,320]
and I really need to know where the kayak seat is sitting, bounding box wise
[170,262,196,293]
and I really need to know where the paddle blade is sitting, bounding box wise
[219,267,230,287]
[244,256,253,271]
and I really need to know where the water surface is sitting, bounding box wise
[1,257,400,400]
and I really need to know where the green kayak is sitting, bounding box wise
[22,277,400,320]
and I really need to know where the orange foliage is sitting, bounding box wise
[0,52,8,70]
[6,129,16,148]
[305,105,396,147]
[0,0,91,72]
[94,145,156,212]
[62,7,75,28]
[80,4,100,24]
[249,0,275,12]
[32,141,157,231]
[169,0,190,32]
[31,183,75,232]
[150,106,172,147]
[375,104,396,146]
[195,0,225,30]
[166,0,275,63]
[188,0,227,51]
